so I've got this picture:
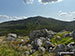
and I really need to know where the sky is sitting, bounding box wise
[0,0,75,22]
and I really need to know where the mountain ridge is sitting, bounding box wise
[0,16,75,36]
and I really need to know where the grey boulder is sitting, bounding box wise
[6,33,18,41]
[52,44,65,52]
[44,41,52,49]
[31,38,42,50]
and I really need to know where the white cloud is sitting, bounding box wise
[0,15,27,20]
[71,11,75,18]
[0,15,10,19]
[11,16,27,20]
[23,0,33,4]
[23,0,63,5]
[38,0,63,4]
[59,11,75,19]
[59,12,68,16]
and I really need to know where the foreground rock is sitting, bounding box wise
[25,51,30,56]
[52,44,66,56]
[25,29,75,55]
[44,41,53,50]
[31,38,42,50]
[6,33,18,41]
[63,30,75,38]
[53,44,65,52]
[38,47,45,53]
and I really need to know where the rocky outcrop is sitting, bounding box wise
[29,29,55,52]
[28,29,75,55]
[29,29,56,42]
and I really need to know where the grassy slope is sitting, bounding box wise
[0,31,74,56]
[51,31,74,46]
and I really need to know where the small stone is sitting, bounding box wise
[57,36,61,39]
[25,51,30,56]
[27,44,31,47]
[38,47,45,53]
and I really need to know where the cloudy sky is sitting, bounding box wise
[0,0,75,22]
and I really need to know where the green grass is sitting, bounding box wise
[51,31,73,45]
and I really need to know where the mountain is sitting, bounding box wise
[0,16,75,36]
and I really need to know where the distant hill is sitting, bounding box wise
[0,16,75,36]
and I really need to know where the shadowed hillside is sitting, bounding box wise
[0,16,75,36]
